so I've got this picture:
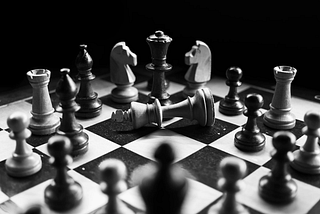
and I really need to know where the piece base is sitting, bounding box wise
[290,150,320,174]
[263,112,296,130]
[75,95,102,119]
[44,182,83,211]
[219,99,245,116]
[234,131,266,152]
[258,176,297,204]
[5,154,42,177]
[29,115,60,135]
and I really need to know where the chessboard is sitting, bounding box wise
[0,63,320,214]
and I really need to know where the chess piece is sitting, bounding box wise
[183,40,212,98]
[75,44,102,118]
[234,93,266,152]
[259,131,297,204]
[27,69,60,135]
[139,142,188,214]
[111,88,215,129]
[146,30,172,106]
[208,157,249,214]
[56,68,89,156]
[44,135,83,211]
[19,204,48,214]
[97,159,134,214]
[110,42,139,103]
[5,112,42,177]
[219,67,245,116]
[290,110,320,174]
[263,66,297,129]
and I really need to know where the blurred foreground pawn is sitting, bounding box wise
[56,68,89,156]
[263,66,297,129]
[5,112,42,177]
[110,42,138,103]
[139,142,188,214]
[146,30,172,106]
[219,67,245,116]
[75,44,102,118]
[27,69,60,135]
[44,135,83,211]
[208,157,249,214]
[183,40,211,98]
[234,93,266,152]
[290,110,320,174]
[259,131,297,204]
[96,159,134,214]
[111,88,215,129]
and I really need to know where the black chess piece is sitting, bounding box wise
[219,67,245,115]
[290,110,320,174]
[259,131,297,204]
[56,68,89,156]
[75,44,102,118]
[146,30,172,106]
[234,93,266,152]
[139,142,188,214]
[208,157,249,214]
[44,135,83,211]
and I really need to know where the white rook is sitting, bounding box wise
[27,69,60,135]
[263,66,297,130]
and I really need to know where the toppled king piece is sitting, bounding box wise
[111,88,215,129]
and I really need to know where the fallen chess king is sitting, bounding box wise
[111,88,215,129]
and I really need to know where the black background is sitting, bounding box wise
[4,1,320,91]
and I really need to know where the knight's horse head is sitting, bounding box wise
[110,42,137,66]
[110,42,137,84]
[185,40,211,66]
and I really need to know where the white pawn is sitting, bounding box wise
[183,40,211,98]
[291,110,320,174]
[208,157,249,214]
[97,159,134,214]
[5,112,42,177]
[110,42,138,103]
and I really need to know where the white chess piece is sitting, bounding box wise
[110,42,138,103]
[183,40,212,97]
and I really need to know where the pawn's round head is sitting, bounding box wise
[154,142,175,166]
[304,110,320,130]
[226,67,243,82]
[220,157,247,182]
[7,112,30,133]
[47,135,72,158]
[99,158,127,186]
[272,131,296,152]
[245,93,264,111]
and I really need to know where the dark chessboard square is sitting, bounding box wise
[100,93,149,110]
[74,147,153,188]
[0,149,54,198]
[26,133,55,147]
[166,118,239,144]
[86,119,158,146]
[238,87,274,110]
[257,115,305,139]
[176,146,260,190]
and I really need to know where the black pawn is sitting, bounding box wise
[219,67,245,115]
[259,131,297,204]
[56,68,89,156]
[44,135,83,211]
[139,142,188,214]
[235,93,266,152]
[75,44,102,118]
